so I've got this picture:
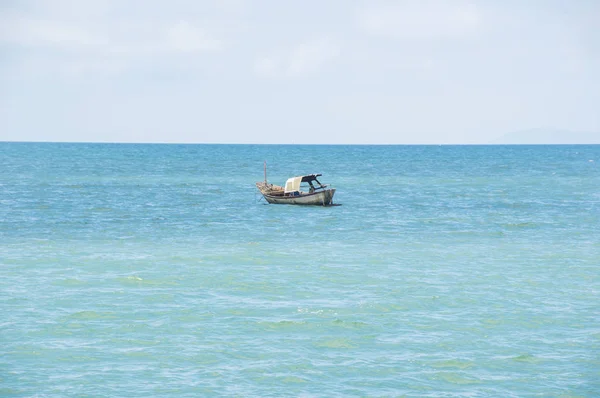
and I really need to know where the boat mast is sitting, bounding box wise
[264,161,267,184]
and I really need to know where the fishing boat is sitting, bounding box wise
[256,163,336,206]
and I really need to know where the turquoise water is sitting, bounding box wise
[1,143,599,397]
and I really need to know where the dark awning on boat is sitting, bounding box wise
[300,174,322,182]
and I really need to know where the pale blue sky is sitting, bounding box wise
[1,0,599,144]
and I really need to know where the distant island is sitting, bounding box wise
[491,129,600,144]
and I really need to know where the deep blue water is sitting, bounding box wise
[1,143,599,396]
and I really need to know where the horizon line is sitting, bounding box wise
[2,140,600,146]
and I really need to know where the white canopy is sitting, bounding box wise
[284,176,302,193]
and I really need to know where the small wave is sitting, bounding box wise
[116,276,178,287]
[431,360,474,370]
[512,353,542,363]
[258,320,307,331]
[315,338,357,349]
[57,355,99,363]
[503,222,538,229]
[282,376,308,384]
[433,372,481,385]
[53,278,86,287]
[68,311,115,320]
[332,319,369,329]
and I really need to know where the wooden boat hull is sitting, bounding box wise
[263,188,336,205]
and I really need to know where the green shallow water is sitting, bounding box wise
[1,143,599,396]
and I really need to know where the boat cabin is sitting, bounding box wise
[284,174,327,196]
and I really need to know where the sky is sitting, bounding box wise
[1,0,599,144]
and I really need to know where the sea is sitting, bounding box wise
[1,142,599,397]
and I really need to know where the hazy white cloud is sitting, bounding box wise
[0,14,222,54]
[165,20,222,52]
[253,56,280,77]
[1,0,598,143]
[357,1,482,40]
[215,0,247,14]
[0,15,106,49]
[287,38,341,76]
[254,37,340,78]
[0,8,223,78]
